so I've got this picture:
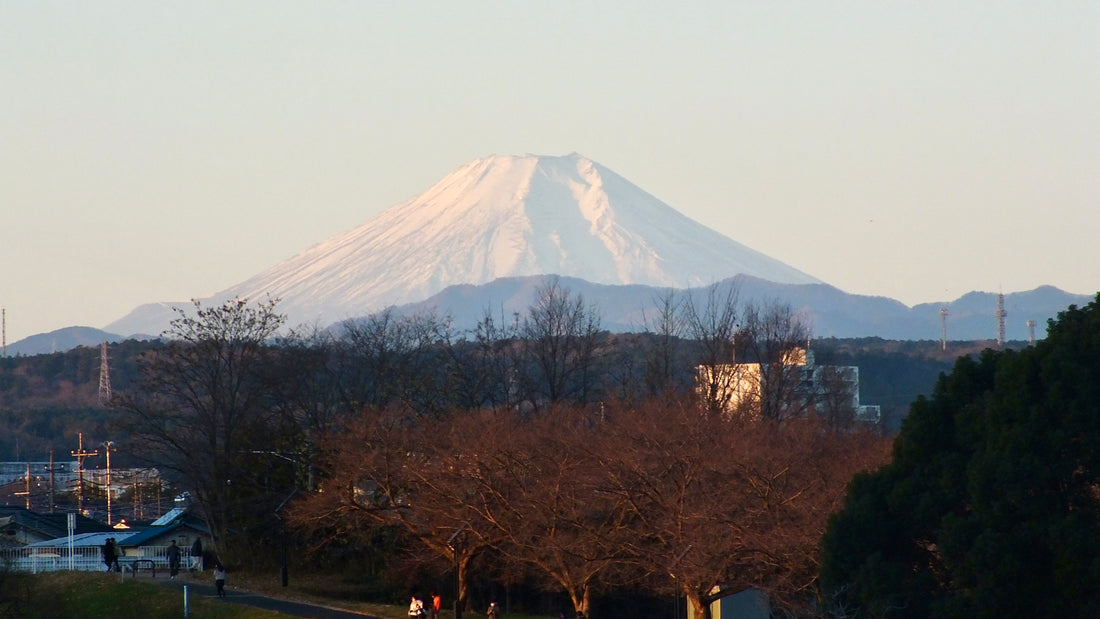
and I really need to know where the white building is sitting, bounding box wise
[696,348,880,425]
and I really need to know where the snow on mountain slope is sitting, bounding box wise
[216,153,819,324]
[108,153,821,333]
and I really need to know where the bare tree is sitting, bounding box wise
[640,289,687,396]
[289,405,505,613]
[333,309,453,413]
[811,364,860,430]
[735,300,814,421]
[457,405,635,616]
[681,283,741,416]
[596,398,889,618]
[444,307,522,410]
[114,297,291,565]
[516,277,604,408]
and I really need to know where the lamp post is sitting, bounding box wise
[251,450,302,588]
[447,522,469,619]
[668,544,692,619]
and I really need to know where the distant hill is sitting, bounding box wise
[8,281,1092,356]
[5,326,126,357]
[394,275,1094,342]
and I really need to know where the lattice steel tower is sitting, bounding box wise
[98,341,112,404]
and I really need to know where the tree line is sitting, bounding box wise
[106,279,892,617]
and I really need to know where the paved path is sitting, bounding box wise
[151,575,383,619]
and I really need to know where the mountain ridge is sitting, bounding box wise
[7,282,1092,356]
[88,152,1094,346]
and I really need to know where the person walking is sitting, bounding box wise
[190,537,203,571]
[487,601,499,619]
[431,593,442,619]
[214,562,228,598]
[167,540,182,579]
[101,537,116,572]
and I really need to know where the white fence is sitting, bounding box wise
[0,546,194,574]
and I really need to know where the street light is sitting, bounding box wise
[249,450,303,588]
[447,522,469,619]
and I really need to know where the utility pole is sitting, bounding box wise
[71,433,98,515]
[104,441,116,525]
[13,463,31,510]
[50,451,56,514]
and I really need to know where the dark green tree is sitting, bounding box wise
[821,294,1100,618]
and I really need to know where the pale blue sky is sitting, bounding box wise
[2,1,1098,342]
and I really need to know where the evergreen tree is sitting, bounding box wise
[821,294,1100,618]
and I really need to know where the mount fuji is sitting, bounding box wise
[107,153,821,336]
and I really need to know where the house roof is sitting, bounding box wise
[27,530,138,548]
[0,506,113,540]
[150,507,186,526]
[117,521,206,547]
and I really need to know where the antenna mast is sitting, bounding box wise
[996,293,1008,348]
[940,307,949,351]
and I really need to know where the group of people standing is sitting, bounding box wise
[411,596,560,619]
[407,594,442,618]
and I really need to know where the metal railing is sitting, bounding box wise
[0,546,193,574]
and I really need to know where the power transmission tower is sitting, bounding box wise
[98,341,112,404]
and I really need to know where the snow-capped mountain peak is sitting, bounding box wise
[110,153,821,333]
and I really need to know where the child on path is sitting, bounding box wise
[214,563,227,598]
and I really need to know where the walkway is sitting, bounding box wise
[152,575,384,619]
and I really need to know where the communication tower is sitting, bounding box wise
[996,293,1008,348]
[98,341,112,404]
[1027,319,1036,346]
[940,308,949,351]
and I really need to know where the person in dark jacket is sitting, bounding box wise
[167,540,182,579]
[190,537,203,571]
[102,537,117,572]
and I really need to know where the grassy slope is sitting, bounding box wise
[2,572,280,619]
